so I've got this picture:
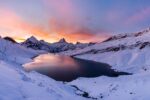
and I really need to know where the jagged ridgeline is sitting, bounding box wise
[21,36,95,53]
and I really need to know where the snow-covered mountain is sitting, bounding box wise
[61,27,150,73]
[21,36,95,53]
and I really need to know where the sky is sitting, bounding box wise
[0,0,150,43]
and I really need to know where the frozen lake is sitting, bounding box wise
[23,54,130,82]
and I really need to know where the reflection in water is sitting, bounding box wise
[25,54,79,70]
[23,54,130,82]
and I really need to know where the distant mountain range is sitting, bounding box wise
[1,36,95,53]
[21,36,95,53]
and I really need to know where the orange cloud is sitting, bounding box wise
[48,17,110,43]
[0,7,58,42]
[0,6,109,43]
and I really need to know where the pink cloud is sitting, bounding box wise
[106,10,123,23]
[43,0,81,34]
[125,7,150,25]
[43,0,76,19]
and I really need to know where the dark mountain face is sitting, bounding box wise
[3,37,17,43]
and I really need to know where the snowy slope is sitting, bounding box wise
[0,38,45,64]
[68,72,150,100]
[0,61,87,100]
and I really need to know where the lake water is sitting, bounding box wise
[23,54,130,82]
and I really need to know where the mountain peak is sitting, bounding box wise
[58,38,66,43]
[76,42,81,44]
[27,36,38,43]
